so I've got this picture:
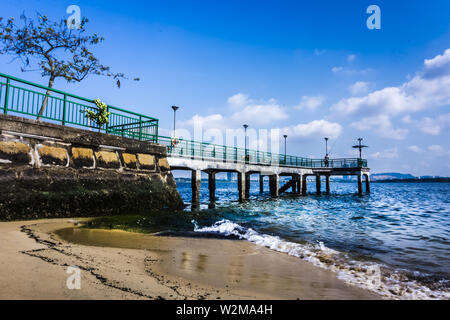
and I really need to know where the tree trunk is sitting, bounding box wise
[37,76,55,121]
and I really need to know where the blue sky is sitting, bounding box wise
[1,0,450,175]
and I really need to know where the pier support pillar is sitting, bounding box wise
[301,175,307,195]
[364,174,370,194]
[325,175,330,194]
[269,174,279,198]
[291,175,297,193]
[316,175,321,195]
[238,172,246,202]
[259,174,264,193]
[357,174,363,195]
[191,170,201,208]
[297,175,302,195]
[245,173,251,199]
[208,171,216,203]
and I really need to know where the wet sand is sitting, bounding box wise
[0,219,380,300]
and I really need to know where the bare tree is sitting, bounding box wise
[0,13,139,119]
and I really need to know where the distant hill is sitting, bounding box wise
[371,172,416,181]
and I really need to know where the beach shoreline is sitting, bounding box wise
[0,218,380,300]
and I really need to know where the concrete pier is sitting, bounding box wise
[238,172,246,202]
[192,170,201,207]
[269,174,279,198]
[316,175,321,195]
[326,175,330,194]
[364,174,370,193]
[357,174,363,195]
[167,155,370,205]
[245,173,251,199]
[208,171,216,202]
[302,175,308,195]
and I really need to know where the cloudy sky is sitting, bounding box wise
[1,0,450,175]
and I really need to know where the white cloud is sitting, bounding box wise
[295,96,325,110]
[314,48,326,56]
[279,120,342,140]
[331,67,373,75]
[408,145,422,153]
[370,148,399,159]
[428,144,448,156]
[351,115,408,140]
[180,95,288,132]
[230,98,288,125]
[331,49,450,117]
[227,93,249,109]
[181,113,227,131]
[332,66,343,73]
[347,54,356,62]
[349,81,371,95]
[401,113,450,135]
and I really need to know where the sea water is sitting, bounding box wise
[170,180,450,299]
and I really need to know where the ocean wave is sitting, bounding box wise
[192,219,450,300]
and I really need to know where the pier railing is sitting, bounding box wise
[0,73,367,170]
[158,135,368,169]
[0,73,159,142]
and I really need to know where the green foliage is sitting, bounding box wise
[82,98,111,131]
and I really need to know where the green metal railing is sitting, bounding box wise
[158,135,368,169]
[0,72,159,142]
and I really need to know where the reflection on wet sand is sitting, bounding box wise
[55,227,379,300]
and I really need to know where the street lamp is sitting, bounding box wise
[171,106,179,138]
[283,134,288,163]
[243,124,248,161]
[324,137,329,157]
[352,138,369,159]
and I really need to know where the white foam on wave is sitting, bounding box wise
[192,219,450,300]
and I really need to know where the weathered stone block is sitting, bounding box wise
[0,141,31,164]
[158,157,170,171]
[122,153,137,169]
[137,153,155,170]
[72,147,94,168]
[38,145,68,166]
[95,151,120,169]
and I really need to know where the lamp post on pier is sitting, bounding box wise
[283,134,288,164]
[171,105,179,138]
[243,124,248,162]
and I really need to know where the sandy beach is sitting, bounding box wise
[0,219,380,300]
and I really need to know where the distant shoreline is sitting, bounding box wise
[372,178,450,183]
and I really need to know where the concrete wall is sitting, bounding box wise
[0,114,184,221]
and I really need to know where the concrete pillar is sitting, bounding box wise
[238,172,246,202]
[245,173,250,199]
[325,175,330,194]
[357,174,363,195]
[302,175,307,195]
[364,174,370,194]
[316,175,321,195]
[297,175,302,195]
[269,174,279,198]
[259,174,264,193]
[191,170,201,207]
[291,175,296,193]
[208,171,216,202]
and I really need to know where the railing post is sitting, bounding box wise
[138,115,142,140]
[105,106,110,134]
[3,77,10,114]
[62,94,67,125]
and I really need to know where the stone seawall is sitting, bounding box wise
[0,114,184,221]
